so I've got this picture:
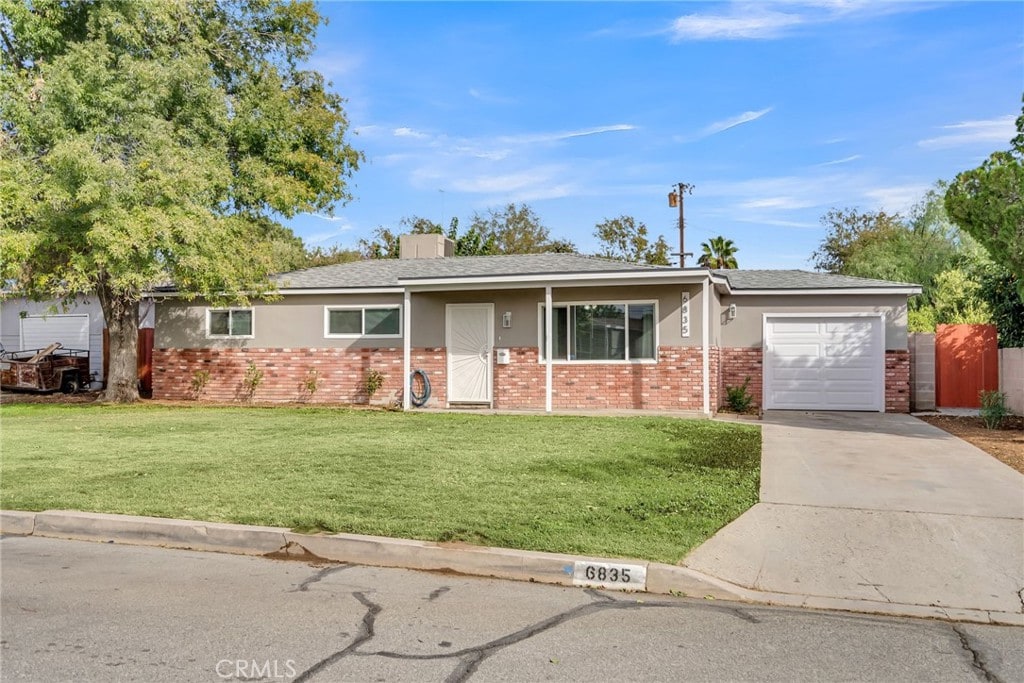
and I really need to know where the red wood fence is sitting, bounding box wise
[935,324,998,408]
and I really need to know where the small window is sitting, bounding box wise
[325,306,401,338]
[207,309,253,338]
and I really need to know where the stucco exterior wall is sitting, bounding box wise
[155,284,709,352]
[719,293,909,350]
[155,294,404,349]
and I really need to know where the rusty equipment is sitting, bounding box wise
[0,343,91,393]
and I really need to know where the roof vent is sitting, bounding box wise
[399,234,455,259]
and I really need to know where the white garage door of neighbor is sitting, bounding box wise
[20,314,91,353]
[763,315,884,412]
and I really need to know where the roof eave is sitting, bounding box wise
[725,286,923,296]
[398,269,710,290]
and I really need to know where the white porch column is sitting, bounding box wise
[402,288,411,411]
[701,276,710,416]
[545,285,553,413]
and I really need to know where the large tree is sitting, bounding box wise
[0,1,362,402]
[944,101,1024,297]
[827,187,964,309]
[468,203,570,254]
[811,208,905,274]
[593,215,671,265]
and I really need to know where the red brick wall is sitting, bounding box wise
[720,347,764,410]
[494,346,711,411]
[885,349,911,413]
[152,347,447,407]
[154,343,910,413]
[717,346,912,413]
[155,344,724,412]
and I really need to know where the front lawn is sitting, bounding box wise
[0,404,760,563]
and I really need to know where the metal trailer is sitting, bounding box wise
[0,343,92,394]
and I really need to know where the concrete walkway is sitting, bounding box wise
[684,412,1024,622]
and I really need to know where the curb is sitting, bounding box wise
[2,510,1020,626]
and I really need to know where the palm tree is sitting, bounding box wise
[698,236,739,269]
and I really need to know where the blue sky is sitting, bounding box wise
[287,1,1023,269]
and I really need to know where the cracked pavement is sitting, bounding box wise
[3,537,1022,682]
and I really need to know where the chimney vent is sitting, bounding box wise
[399,234,455,259]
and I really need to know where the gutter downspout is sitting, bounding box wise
[402,288,411,411]
[545,285,553,413]
[701,275,710,416]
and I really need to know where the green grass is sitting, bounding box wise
[0,404,760,563]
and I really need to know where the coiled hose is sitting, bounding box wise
[409,369,431,407]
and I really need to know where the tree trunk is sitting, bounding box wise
[97,281,140,403]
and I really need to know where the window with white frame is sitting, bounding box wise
[539,302,656,361]
[324,306,401,338]
[207,308,254,338]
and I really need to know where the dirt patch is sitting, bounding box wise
[0,390,103,405]
[917,414,1024,475]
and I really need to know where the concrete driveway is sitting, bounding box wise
[684,412,1024,622]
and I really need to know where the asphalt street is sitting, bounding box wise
[1,536,1022,682]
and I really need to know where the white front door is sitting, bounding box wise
[446,304,493,404]
[763,315,884,412]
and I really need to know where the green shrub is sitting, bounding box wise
[242,362,263,400]
[979,390,1008,430]
[189,369,211,399]
[362,369,386,402]
[725,377,755,413]
[299,368,320,398]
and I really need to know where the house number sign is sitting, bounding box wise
[571,561,647,591]
[680,292,691,338]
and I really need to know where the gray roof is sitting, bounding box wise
[274,253,675,289]
[152,258,918,293]
[713,269,919,290]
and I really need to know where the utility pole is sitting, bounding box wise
[668,182,694,268]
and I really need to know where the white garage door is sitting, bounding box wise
[764,315,884,412]
[20,314,90,352]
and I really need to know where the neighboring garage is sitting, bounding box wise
[19,314,91,353]
[713,271,921,413]
[0,295,155,387]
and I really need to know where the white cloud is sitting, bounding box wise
[300,215,356,245]
[701,107,773,137]
[863,183,931,212]
[452,145,511,161]
[671,9,805,40]
[393,127,431,140]
[668,1,928,42]
[917,115,1015,150]
[739,196,819,210]
[499,124,637,145]
[815,154,862,167]
[702,172,932,219]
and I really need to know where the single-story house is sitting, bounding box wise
[0,295,155,388]
[151,234,921,413]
